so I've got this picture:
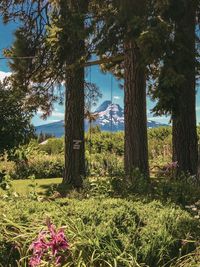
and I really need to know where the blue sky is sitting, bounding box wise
[0,19,200,126]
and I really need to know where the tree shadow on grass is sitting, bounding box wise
[38,175,200,209]
[39,182,76,198]
[38,183,60,197]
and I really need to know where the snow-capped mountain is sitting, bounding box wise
[92,101,124,131]
[36,101,168,137]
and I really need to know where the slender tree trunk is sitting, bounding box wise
[124,40,149,177]
[172,1,198,176]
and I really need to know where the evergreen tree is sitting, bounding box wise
[47,0,89,188]
[151,0,199,176]
[1,0,90,188]
[121,0,149,176]
[89,0,163,177]
[0,80,34,155]
[172,1,198,176]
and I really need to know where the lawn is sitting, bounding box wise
[0,177,62,196]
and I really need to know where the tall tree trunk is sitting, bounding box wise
[63,63,85,188]
[62,0,87,188]
[172,1,198,176]
[124,40,149,177]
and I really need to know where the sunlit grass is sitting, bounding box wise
[0,178,62,196]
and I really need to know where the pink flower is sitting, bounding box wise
[165,161,179,172]
[29,254,42,267]
[47,224,69,256]
[29,232,48,253]
[29,220,69,267]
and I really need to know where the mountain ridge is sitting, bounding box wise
[36,101,168,137]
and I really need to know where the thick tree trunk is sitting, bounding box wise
[63,64,85,188]
[124,40,149,177]
[172,1,198,176]
[62,0,87,188]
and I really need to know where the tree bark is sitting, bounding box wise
[124,40,149,177]
[172,1,198,176]
[62,0,87,188]
[63,63,85,188]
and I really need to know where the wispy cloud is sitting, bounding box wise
[36,109,43,115]
[33,119,60,127]
[51,110,64,118]
[37,108,64,119]
[0,71,11,81]
[46,119,60,123]
[147,115,170,124]
[113,96,120,100]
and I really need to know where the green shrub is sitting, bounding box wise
[86,151,124,176]
[0,127,176,180]
[0,143,64,179]
[39,138,64,155]
[12,154,64,179]
[148,127,172,165]
[85,131,124,156]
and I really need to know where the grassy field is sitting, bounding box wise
[0,178,62,196]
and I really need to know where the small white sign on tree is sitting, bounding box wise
[73,140,82,150]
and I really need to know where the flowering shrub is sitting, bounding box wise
[29,219,69,267]
[165,161,179,170]
[163,161,179,178]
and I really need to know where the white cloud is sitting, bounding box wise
[33,119,60,127]
[51,110,64,118]
[196,106,200,111]
[148,115,170,124]
[46,119,60,123]
[36,109,43,115]
[0,71,11,82]
[113,96,120,100]
[36,108,64,118]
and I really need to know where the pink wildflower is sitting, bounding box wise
[29,255,41,267]
[165,161,179,172]
[47,223,69,256]
[29,220,69,267]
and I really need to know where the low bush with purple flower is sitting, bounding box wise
[29,219,69,267]
[1,198,200,267]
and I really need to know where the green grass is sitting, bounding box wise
[0,197,199,267]
[1,178,62,196]
[1,177,200,266]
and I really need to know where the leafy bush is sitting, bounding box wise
[12,154,64,179]
[148,127,172,167]
[1,144,123,179]
[0,198,199,267]
[85,131,124,156]
[86,151,124,176]
[1,126,199,179]
[39,138,64,155]
[153,177,200,205]
[0,143,64,179]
